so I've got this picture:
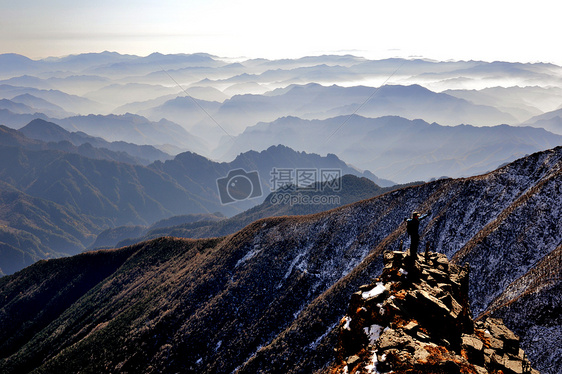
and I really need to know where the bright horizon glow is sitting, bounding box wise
[1,0,561,65]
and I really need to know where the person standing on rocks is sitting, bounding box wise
[404,211,430,260]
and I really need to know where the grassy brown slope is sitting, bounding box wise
[0,237,224,373]
[0,246,139,364]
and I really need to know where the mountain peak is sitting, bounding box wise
[329,251,539,374]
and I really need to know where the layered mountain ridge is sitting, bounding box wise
[0,147,560,373]
[0,121,386,275]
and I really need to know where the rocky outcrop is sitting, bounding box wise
[331,251,539,374]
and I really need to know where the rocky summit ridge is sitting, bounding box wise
[330,251,539,374]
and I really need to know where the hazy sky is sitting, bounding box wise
[1,0,560,64]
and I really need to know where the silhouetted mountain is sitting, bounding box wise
[20,119,172,164]
[219,115,562,183]
[56,113,208,153]
[2,107,52,127]
[139,96,222,132]
[412,60,562,89]
[0,144,222,275]
[0,84,102,114]
[87,52,226,77]
[331,84,517,125]
[0,54,40,77]
[10,93,73,118]
[43,75,111,96]
[0,122,149,165]
[523,108,562,135]
[0,74,111,97]
[443,86,562,123]
[0,145,217,223]
[47,51,137,72]
[258,54,366,69]
[147,83,515,137]
[0,75,54,90]
[0,147,560,373]
[180,86,229,102]
[83,83,179,110]
[0,99,35,114]
[113,94,179,115]
[216,64,360,86]
[0,125,43,148]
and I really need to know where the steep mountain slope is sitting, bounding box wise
[0,145,221,275]
[482,245,562,372]
[1,147,560,373]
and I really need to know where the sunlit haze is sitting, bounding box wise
[1,0,561,64]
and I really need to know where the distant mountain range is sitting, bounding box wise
[2,53,562,180]
[216,114,562,183]
[1,147,560,373]
[55,113,208,154]
[140,83,518,138]
[443,86,562,122]
[0,108,208,154]
[0,84,103,114]
[0,52,225,79]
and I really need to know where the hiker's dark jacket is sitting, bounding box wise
[406,213,429,237]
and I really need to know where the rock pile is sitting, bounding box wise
[331,251,539,374]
